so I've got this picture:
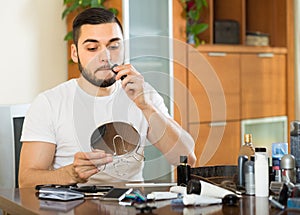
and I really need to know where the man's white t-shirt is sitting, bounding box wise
[21,79,170,184]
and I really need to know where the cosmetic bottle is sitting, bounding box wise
[244,155,255,195]
[237,155,248,188]
[254,147,269,197]
[239,134,255,160]
[177,155,191,186]
[290,121,300,183]
[187,179,235,198]
[272,142,288,182]
[281,154,296,184]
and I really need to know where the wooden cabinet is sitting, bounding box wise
[187,47,288,166]
[199,0,288,47]
[241,53,287,119]
[188,51,240,123]
[187,49,241,166]
[189,121,241,166]
[172,0,294,167]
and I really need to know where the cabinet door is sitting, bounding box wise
[188,52,240,123]
[189,121,241,166]
[241,53,286,119]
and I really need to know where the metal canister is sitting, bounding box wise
[245,155,255,195]
[281,154,296,184]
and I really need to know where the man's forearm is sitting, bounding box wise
[19,164,78,188]
[142,105,196,166]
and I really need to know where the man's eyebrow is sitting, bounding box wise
[109,37,121,43]
[82,39,99,44]
[82,37,121,45]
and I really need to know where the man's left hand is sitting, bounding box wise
[114,64,150,110]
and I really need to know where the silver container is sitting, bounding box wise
[281,154,296,184]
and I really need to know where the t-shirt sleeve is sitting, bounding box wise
[20,94,56,144]
[144,83,171,118]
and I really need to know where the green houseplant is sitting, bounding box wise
[62,0,118,41]
[180,0,208,46]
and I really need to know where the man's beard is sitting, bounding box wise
[78,58,116,88]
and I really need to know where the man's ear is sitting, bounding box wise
[71,44,78,63]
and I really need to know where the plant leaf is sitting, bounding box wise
[202,0,208,7]
[194,36,200,46]
[80,0,90,7]
[108,8,118,16]
[62,1,80,19]
[68,59,74,64]
[91,0,102,7]
[64,31,73,41]
[188,10,199,21]
[191,23,208,34]
[64,0,75,5]
[195,0,203,10]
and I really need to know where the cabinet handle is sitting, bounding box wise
[257,53,274,58]
[208,52,227,57]
[209,122,227,127]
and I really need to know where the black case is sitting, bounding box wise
[214,20,240,44]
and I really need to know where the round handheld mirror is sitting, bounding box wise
[90,121,140,158]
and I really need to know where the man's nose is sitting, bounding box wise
[98,48,111,63]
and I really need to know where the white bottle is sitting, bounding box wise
[254,147,269,197]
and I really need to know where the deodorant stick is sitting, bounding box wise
[254,147,269,197]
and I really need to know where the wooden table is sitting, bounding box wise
[0,186,294,215]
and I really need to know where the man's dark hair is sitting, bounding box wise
[72,7,123,46]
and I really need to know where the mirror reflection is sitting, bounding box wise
[90,121,140,157]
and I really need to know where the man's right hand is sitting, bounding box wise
[69,150,113,183]
[19,142,114,187]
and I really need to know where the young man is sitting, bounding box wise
[19,8,196,188]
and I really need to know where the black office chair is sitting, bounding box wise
[13,116,25,188]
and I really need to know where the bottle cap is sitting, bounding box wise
[244,134,252,144]
[291,121,300,134]
[180,155,188,164]
[281,154,295,169]
[255,147,267,152]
